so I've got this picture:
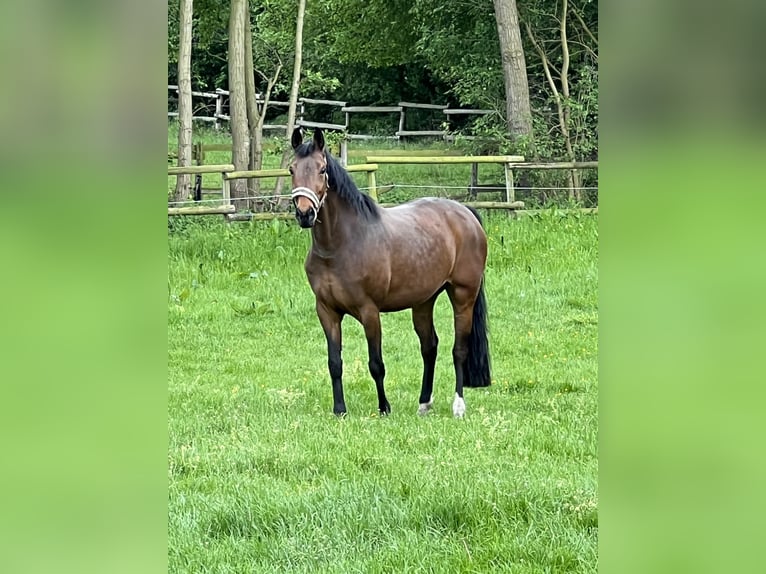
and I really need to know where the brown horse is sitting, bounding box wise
[290,128,490,417]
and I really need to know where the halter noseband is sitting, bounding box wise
[290,165,329,213]
[290,186,325,212]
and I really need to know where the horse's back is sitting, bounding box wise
[384,198,486,255]
[370,198,487,309]
[386,197,482,230]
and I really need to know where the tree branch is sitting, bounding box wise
[568,39,598,63]
[257,61,283,131]
[560,0,570,100]
[571,4,598,46]
[526,19,578,194]
[525,22,560,105]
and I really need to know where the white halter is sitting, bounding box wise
[290,169,329,213]
[290,186,325,212]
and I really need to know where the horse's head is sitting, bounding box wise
[290,127,329,228]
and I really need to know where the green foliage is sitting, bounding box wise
[307,0,420,68]
[300,70,341,95]
[168,0,597,159]
[410,0,505,108]
[168,213,598,572]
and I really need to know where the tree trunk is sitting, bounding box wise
[244,3,261,209]
[285,0,306,142]
[492,0,533,144]
[228,0,250,212]
[274,0,306,203]
[557,0,583,200]
[253,63,282,211]
[173,0,193,204]
[525,2,583,202]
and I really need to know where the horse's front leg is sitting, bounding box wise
[317,303,346,415]
[360,306,390,415]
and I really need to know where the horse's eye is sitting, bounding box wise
[288,166,294,175]
[319,166,327,175]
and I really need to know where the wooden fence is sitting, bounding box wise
[169,155,598,217]
[168,85,291,133]
[168,164,234,215]
[363,156,598,203]
[168,85,493,140]
[168,163,381,216]
[365,155,524,204]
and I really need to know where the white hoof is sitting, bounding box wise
[452,393,466,418]
[417,395,434,416]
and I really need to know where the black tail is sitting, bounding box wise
[465,205,483,225]
[464,278,491,387]
[464,205,491,387]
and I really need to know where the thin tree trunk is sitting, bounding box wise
[253,62,282,210]
[285,0,306,142]
[492,0,533,145]
[274,0,306,203]
[558,0,583,200]
[244,3,261,210]
[228,0,250,211]
[173,0,193,204]
[525,6,582,202]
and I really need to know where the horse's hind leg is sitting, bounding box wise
[413,295,439,415]
[446,284,477,417]
[360,306,391,415]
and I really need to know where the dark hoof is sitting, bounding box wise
[379,403,391,416]
[333,406,347,417]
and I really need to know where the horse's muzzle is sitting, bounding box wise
[295,206,317,228]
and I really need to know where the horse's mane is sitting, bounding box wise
[294,142,381,221]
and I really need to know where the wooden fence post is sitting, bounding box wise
[367,170,377,201]
[470,162,479,198]
[340,138,348,166]
[504,163,515,204]
[222,176,231,207]
[215,94,222,131]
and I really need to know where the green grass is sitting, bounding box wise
[168,210,598,573]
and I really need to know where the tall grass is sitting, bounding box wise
[168,210,598,572]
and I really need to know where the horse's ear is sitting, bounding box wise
[313,128,325,151]
[291,127,303,150]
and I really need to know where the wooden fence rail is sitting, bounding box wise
[169,155,598,218]
[168,162,381,216]
[224,204,597,221]
[169,85,498,139]
[168,164,233,215]
[223,163,380,201]
[168,205,236,216]
[364,156,598,203]
[366,155,525,203]
[168,163,234,175]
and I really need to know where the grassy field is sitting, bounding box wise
[168,208,598,573]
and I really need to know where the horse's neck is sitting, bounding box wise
[310,193,359,254]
